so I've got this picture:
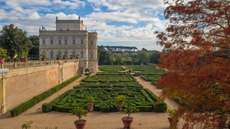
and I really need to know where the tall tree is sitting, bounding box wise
[28,35,39,56]
[0,24,32,61]
[98,50,112,65]
[137,51,150,63]
[155,0,230,128]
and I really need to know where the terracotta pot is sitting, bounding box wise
[0,58,6,63]
[168,117,178,127]
[63,57,67,60]
[21,58,28,62]
[56,57,60,60]
[218,116,227,129]
[41,58,46,61]
[87,103,94,112]
[74,119,86,129]
[76,57,79,59]
[70,57,74,59]
[122,117,133,128]
[130,71,132,73]
[117,102,124,111]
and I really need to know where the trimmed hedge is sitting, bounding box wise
[84,72,92,75]
[10,75,81,117]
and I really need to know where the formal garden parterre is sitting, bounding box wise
[42,65,167,114]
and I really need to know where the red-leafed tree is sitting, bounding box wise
[155,0,230,128]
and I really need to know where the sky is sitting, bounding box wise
[0,0,169,51]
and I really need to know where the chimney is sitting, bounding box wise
[56,16,58,21]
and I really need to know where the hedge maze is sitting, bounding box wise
[42,65,167,113]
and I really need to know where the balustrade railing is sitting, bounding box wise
[1,59,78,70]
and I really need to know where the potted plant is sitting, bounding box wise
[40,53,46,61]
[130,68,133,73]
[122,106,140,128]
[76,54,79,59]
[84,62,87,67]
[215,110,228,128]
[165,108,177,127]
[126,67,129,72]
[70,54,74,59]
[0,47,7,63]
[115,95,126,111]
[85,68,90,73]
[87,96,95,112]
[70,106,88,129]
[111,63,113,65]
[21,52,29,62]
[131,63,133,65]
[56,54,60,60]
[63,55,67,60]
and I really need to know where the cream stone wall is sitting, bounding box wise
[0,61,79,114]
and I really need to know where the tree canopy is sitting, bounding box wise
[137,51,150,63]
[155,0,230,128]
[0,24,32,61]
[28,35,39,56]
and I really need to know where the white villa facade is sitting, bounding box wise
[39,17,98,73]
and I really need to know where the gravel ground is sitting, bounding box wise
[0,70,182,129]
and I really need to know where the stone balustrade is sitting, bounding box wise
[0,59,78,70]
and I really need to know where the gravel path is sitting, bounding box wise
[0,71,181,129]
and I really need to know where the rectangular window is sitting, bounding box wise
[81,39,84,44]
[65,39,67,44]
[91,41,93,45]
[59,53,62,58]
[50,39,53,44]
[43,39,45,45]
[81,53,84,58]
[91,53,93,58]
[59,39,61,45]
[50,53,53,59]
[73,39,75,44]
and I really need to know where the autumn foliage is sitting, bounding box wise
[155,0,230,128]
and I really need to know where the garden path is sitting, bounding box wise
[0,69,180,129]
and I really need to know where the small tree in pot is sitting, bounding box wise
[76,54,79,59]
[165,108,177,127]
[21,52,29,62]
[70,106,88,129]
[115,95,126,111]
[129,68,133,73]
[122,106,140,128]
[70,54,74,59]
[63,55,67,60]
[87,96,95,112]
[56,54,60,60]
[40,53,46,61]
[0,47,7,63]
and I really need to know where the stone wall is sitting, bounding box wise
[0,60,79,114]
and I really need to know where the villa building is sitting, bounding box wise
[39,17,98,73]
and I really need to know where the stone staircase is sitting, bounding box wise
[77,67,84,75]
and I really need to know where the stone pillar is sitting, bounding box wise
[0,74,6,114]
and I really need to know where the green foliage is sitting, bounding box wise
[120,57,126,64]
[137,51,150,63]
[56,54,60,57]
[81,75,136,83]
[70,107,88,121]
[110,57,116,62]
[87,96,95,103]
[22,52,29,58]
[165,108,176,117]
[40,53,47,58]
[84,72,92,75]
[124,106,140,118]
[0,47,7,57]
[75,54,79,57]
[0,24,32,61]
[63,55,67,57]
[115,95,126,102]
[85,68,90,72]
[28,35,39,56]
[70,54,73,57]
[21,120,34,129]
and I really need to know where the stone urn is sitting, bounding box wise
[74,119,86,129]
[0,58,5,63]
[117,102,124,111]
[87,103,94,112]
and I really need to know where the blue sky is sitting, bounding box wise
[0,0,169,51]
